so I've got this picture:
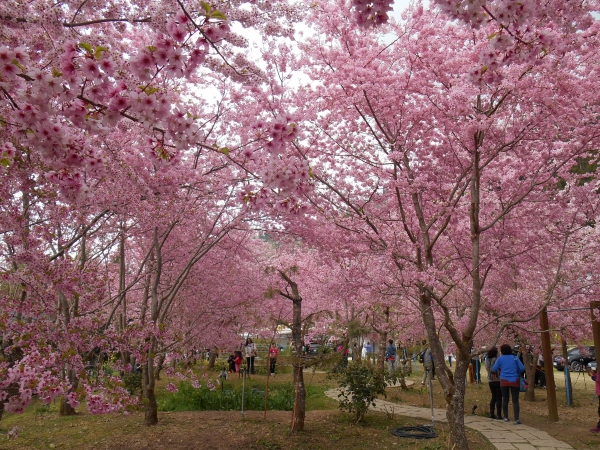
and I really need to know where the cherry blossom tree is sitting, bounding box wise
[222,3,600,448]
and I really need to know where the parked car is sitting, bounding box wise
[307,343,321,355]
[553,346,595,372]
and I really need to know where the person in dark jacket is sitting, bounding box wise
[385,339,397,375]
[492,343,525,424]
[485,347,503,420]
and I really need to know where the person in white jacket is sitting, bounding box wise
[244,338,257,374]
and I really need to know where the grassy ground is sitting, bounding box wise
[0,364,597,449]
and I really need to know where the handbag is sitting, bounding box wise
[514,356,528,392]
[520,377,528,392]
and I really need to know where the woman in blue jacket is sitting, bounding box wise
[492,344,525,424]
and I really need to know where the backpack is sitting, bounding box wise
[486,357,499,381]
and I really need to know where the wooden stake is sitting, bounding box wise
[540,307,558,422]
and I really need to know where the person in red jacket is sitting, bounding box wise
[269,343,279,375]
[233,351,243,373]
[589,366,600,433]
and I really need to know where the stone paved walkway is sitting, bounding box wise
[325,388,572,450]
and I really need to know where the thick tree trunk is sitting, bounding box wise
[60,399,76,416]
[60,368,78,416]
[445,358,470,450]
[524,352,538,401]
[421,290,470,450]
[292,365,306,432]
[145,386,158,426]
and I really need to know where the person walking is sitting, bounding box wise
[269,342,278,376]
[244,338,257,374]
[492,343,525,424]
[386,339,397,376]
[485,347,503,420]
[421,346,434,385]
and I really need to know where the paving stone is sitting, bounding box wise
[513,444,538,450]
[492,444,517,450]
[530,440,571,448]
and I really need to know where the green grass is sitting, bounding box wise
[158,380,333,412]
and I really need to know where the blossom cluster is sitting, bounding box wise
[83,381,138,414]
[0,349,69,414]
[435,0,538,29]
[0,4,233,200]
[351,0,394,28]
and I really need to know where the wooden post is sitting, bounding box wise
[540,307,558,422]
[591,302,600,365]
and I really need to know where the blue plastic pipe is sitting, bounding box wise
[565,366,572,406]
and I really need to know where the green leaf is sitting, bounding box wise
[11,58,24,71]
[52,67,63,78]
[138,85,160,95]
[211,10,227,20]
[487,32,497,40]
[146,45,157,52]
[219,147,230,156]
[200,1,211,14]
[0,158,10,168]
[78,42,92,53]
[94,45,108,59]
[308,167,315,179]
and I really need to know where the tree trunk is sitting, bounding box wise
[154,353,165,381]
[421,289,470,450]
[143,339,158,426]
[524,352,538,401]
[292,364,306,432]
[445,358,470,450]
[144,385,158,426]
[60,367,78,416]
[291,295,305,431]
[0,384,20,421]
[396,364,409,390]
[277,269,305,432]
[208,346,218,369]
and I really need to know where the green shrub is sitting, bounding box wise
[335,360,388,423]
[122,372,143,395]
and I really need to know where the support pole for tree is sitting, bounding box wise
[539,307,558,422]
[562,338,573,406]
[591,302,600,367]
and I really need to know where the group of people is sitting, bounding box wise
[226,338,279,376]
[485,344,526,424]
